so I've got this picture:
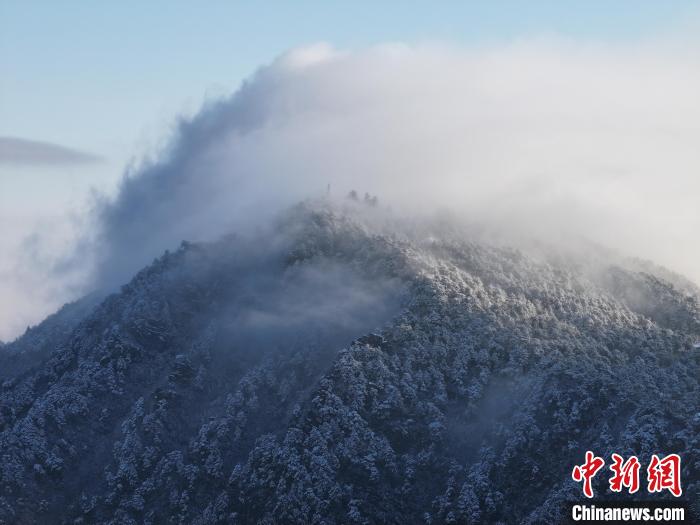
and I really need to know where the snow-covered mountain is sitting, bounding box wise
[1,201,698,524]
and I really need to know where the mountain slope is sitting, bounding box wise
[1,202,698,524]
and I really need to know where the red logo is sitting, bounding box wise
[609,454,640,494]
[647,454,682,497]
[572,451,605,498]
[572,452,682,498]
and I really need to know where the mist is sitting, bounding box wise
[195,238,406,358]
[4,38,700,340]
[92,40,700,289]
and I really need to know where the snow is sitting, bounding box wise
[1,203,699,523]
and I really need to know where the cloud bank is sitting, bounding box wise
[5,39,700,340]
[0,137,102,165]
[92,41,700,289]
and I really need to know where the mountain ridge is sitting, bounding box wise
[1,202,698,524]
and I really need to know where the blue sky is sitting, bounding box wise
[1,0,698,190]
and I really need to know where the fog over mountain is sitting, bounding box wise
[2,40,700,342]
[88,41,699,293]
[1,41,699,524]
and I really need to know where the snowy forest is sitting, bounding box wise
[0,200,698,524]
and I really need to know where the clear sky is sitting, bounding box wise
[0,0,699,340]
[2,0,699,193]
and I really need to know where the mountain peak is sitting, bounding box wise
[1,202,699,523]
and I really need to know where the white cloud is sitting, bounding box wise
[3,39,700,339]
